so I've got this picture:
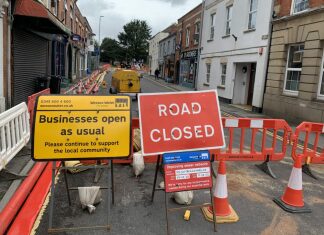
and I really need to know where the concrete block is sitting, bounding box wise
[302,58,321,67]
[300,74,320,84]
[268,66,285,74]
[305,40,321,49]
[269,51,286,60]
[298,91,314,101]
[298,83,317,93]
[267,73,283,81]
[270,44,286,53]
[303,48,322,58]
[269,59,286,67]
[302,66,320,76]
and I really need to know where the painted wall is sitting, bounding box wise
[149,32,168,75]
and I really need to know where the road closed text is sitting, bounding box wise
[150,102,214,142]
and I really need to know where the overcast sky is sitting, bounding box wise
[78,0,202,42]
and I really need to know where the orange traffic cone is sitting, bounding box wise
[201,160,239,223]
[273,155,311,213]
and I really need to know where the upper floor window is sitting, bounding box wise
[206,64,211,84]
[220,63,227,86]
[284,44,304,94]
[194,22,200,45]
[179,30,182,45]
[225,5,233,35]
[317,50,324,98]
[292,0,309,14]
[185,28,190,47]
[167,41,170,53]
[51,0,58,16]
[248,0,258,29]
[210,13,216,40]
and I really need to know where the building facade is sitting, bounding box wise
[10,0,92,106]
[148,31,168,76]
[176,4,202,88]
[197,0,273,112]
[263,0,324,123]
[158,33,176,81]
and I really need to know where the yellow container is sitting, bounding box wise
[110,69,141,100]
[184,210,191,221]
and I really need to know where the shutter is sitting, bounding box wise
[12,28,49,105]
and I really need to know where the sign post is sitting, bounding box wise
[138,90,224,234]
[32,95,131,233]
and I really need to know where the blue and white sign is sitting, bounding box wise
[163,150,210,164]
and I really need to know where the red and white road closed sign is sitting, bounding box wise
[138,90,225,155]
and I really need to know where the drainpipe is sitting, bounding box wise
[260,0,275,113]
[6,0,10,108]
[0,1,7,111]
[194,0,205,91]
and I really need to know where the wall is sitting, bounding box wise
[149,32,168,75]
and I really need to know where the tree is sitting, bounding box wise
[118,20,151,63]
[100,37,123,63]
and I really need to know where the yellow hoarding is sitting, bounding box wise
[32,95,131,160]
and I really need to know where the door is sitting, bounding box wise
[247,63,256,105]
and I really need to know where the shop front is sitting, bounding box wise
[179,49,198,88]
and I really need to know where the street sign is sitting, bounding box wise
[163,151,212,193]
[138,90,225,155]
[32,95,131,161]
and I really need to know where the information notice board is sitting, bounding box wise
[163,150,212,193]
[32,95,131,161]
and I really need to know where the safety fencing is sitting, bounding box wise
[0,102,30,171]
[291,122,324,179]
[27,88,50,126]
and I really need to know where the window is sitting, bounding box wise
[210,14,216,40]
[225,5,233,35]
[51,0,58,16]
[194,22,200,45]
[318,50,324,98]
[221,63,227,86]
[292,0,309,14]
[206,64,211,83]
[167,41,170,53]
[185,28,190,47]
[284,44,304,93]
[248,0,258,29]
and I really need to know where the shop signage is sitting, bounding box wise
[181,49,198,59]
[138,91,225,155]
[32,95,131,161]
[163,150,212,192]
[71,34,81,42]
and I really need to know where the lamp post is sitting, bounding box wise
[98,15,104,69]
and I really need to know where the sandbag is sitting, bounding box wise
[133,128,141,152]
[133,151,145,177]
[172,191,194,205]
[78,186,102,214]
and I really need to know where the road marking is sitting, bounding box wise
[143,76,178,91]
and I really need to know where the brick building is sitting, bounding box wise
[263,0,324,123]
[10,0,93,106]
[175,3,202,88]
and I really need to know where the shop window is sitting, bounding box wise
[185,28,190,47]
[206,64,211,84]
[284,44,304,94]
[225,5,233,36]
[248,0,258,29]
[210,13,215,40]
[317,50,324,99]
[221,63,227,86]
[291,0,309,14]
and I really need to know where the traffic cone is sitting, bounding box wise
[201,160,239,223]
[273,155,311,213]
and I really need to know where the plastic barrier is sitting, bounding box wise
[291,122,324,179]
[27,88,50,126]
[0,102,30,171]
[212,118,292,178]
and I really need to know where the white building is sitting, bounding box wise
[197,0,273,112]
[148,32,168,76]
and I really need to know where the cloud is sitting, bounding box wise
[149,0,189,6]
[77,0,115,17]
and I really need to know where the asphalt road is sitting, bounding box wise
[33,71,324,235]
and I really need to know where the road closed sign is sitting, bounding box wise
[138,90,225,155]
[32,95,131,161]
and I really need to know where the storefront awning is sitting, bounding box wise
[14,0,71,35]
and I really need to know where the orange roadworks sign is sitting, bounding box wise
[138,91,225,155]
[32,95,131,161]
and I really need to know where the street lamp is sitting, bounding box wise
[98,15,104,68]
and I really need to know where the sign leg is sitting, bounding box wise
[165,192,170,235]
[110,160,115,205]
[107,162,111,230]
[48,161,56,230]
[151,154,161,202]
[62,161,72,206]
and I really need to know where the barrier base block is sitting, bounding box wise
[273,197,311,213]
[201,205,239,223]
